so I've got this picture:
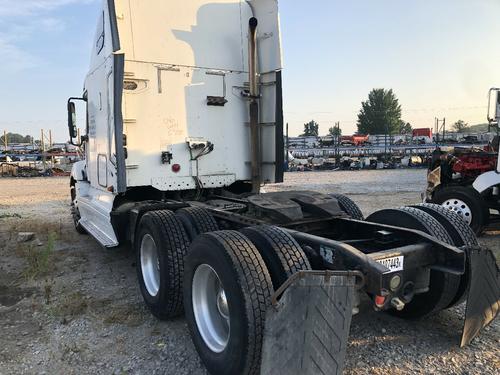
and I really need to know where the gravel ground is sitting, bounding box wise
[0,171,498,375]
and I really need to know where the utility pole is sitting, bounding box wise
[41,129,46,171]
[49,129,54,166]
[435,118,446,145]
[435,118,438,144]
[2,130,7,152]
[285,122,289,167]
[334,122,341,165]
[434,118,438,144]
[442,118,446,143]
[384,123,389,162]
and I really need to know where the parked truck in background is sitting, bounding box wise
[67,1,500,374]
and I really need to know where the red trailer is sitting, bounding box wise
[413,128,433,138]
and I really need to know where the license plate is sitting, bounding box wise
[377,256,404,273]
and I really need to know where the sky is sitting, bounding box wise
[1,0,500,141]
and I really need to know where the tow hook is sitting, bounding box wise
[391,297,405,311]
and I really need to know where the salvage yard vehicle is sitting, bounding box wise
[67,1,500,374]
[425,88,500,234]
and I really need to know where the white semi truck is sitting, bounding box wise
[68,1,499,374]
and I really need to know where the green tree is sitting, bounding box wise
[452,120,469,133]
[301,120,319,136]
[398,121,412,134]
[328,126,342,137]
[0,132,33,144]
[357,88,402,135]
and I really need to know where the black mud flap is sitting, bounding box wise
[260,271,363,375]
[461,247,500,347]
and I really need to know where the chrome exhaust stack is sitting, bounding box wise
[248,17,261,193]
[248,17,259,98]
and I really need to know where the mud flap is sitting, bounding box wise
[461,247,500,347]
[260,271,363,375]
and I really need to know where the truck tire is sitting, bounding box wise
[176,207,219,241]
[240,225,311,290]
[70,182,86,234]
[411,203,478,247]
[431,185,489,235]
[329,193,364,220]
[366,207,460,318]
[135,210,189,320]
[411,203,477,307]
[183,231,273,375]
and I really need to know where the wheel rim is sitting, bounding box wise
[140,234,160,297]
[192,264,230,353]
[442,199,473,225]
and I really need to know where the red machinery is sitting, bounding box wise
[341,134,370,146]
[413,128,433,138]
[451,152,497,180]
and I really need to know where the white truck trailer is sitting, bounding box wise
[67,1,499,374]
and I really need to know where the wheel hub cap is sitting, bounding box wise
[442,199,473,225]
[140,234,160,297]
[192,264,230,353]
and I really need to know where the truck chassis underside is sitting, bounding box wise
[102,189,499,367]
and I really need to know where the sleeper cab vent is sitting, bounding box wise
[207,96,228,106]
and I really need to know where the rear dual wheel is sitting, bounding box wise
[330,193,364,220]
[135,207,217,320]
[184,227,311,375]
[184,231,273,375]
[176,206,219,241]
[241,225,311,289]
[411,203,478,307]
[367,206,460,318]
[136,209,311,374]
[135,210,190,319]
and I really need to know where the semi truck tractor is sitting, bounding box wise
[425,88,500,234]
[67,1,499,374]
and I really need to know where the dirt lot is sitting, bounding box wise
[0,170,499,375]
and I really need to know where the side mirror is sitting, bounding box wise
[67,101,77,139]
[496,90,500,121]
[67,96,86,144]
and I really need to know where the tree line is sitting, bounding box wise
[0,133,34,144]
[301,88,470,136]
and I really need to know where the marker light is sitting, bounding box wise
[375,295,386,308]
